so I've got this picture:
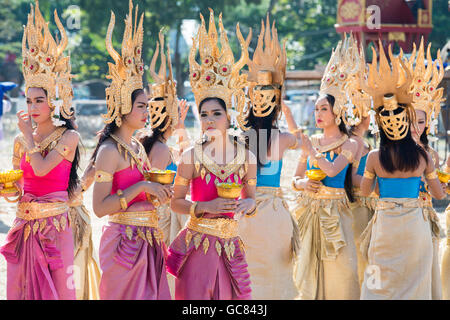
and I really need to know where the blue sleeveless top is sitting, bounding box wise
[166,162,177,172]
[256,160,282,188]
[307,152,349,188]
[377,177,421,199]
[357,153,368,176]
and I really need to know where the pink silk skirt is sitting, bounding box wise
[99,222,171,300]
[0,191,76,300]
[166,227,252,300]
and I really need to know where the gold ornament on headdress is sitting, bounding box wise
[403,38,444,134]
[319,34,362,125]
[22,0,73,120]
[247,14,286,118]
[104,0,144,127]
[148,30,178,132]
[189,9,252,131]
[359,41,414,141]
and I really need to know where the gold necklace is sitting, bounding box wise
[312,134,348,153]
[110,134,151,174]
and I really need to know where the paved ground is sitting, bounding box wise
[0,116,448,300]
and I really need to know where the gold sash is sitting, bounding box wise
[109,210,159,227]
[17,202,68,220]
[187,217,238,239]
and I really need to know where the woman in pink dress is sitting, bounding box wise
[166,10,257,300]
[0,2,79,300]
[91,1,172,300]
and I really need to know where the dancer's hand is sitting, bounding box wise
[144,182,173,204]
[17,110,33,140]
[198,198,237,215]
[305,178,322,193]
[176,99,190,130]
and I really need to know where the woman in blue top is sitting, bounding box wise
[238,16,303,300]
[292,35,361,300]
[140,31,191,247]
[358,42,445,299]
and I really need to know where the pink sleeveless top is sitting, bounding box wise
[20,154,71,197]
[111,166,147,206]
[190,173,242,218]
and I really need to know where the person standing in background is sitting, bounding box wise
[0,81,18,140]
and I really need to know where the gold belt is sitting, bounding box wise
[17,202,69,220]
[419,192,433,208]
[109,210,159,227]
[353,187,379,199]
[376,199,421,211]
[187,217,238,239]
[304,186,346,200]
[256,186,283,197]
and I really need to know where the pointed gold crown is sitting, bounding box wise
[247,14,287,118]
[148,30,178,132]
[189,9,252,130]
[359,41,414,140]
[103,0,144,127]
[403,38,444,133]
[22,0,73,120]
[320,34,363,125]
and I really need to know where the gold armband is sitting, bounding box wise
[352,160,360,169]
[340,149,354,163]
[12,155,21,167]
[289,139,299,150]
[425,170,438,180]
[54,143,70,158]
[363,170,375,179]
[174,175,190,186]
[117,189,128,210]
[244,178,257,186]
[190,201,203,218]
[95,170,113,183]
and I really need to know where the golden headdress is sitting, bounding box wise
[22,0,73,120]
[359,41,414,140]
[247,14,286,118]
[189,9,252,130]
[403,38,444,134]
[319,34,364,125]
[103,0,144,127]
[148,30,178,132]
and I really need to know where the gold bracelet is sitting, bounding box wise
[425,170,438,180]
[174,175,190,186]
[12,155,21,166]
[190,201,202,218]
[54,143,70,158]
[289,128,302,135]
[340,149,354,163]
[363,170,375,179]
[244,178,257,186]
[289,139,299,150]
[292,178,304,192]
[117,189,128,210]
[245,205,257,217]
[95,170,113,183]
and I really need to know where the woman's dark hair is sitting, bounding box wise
[324,94,355,203]
[244,104,279,167]
[420,128,429,151]
[378,106,428,172]
[91,88,144,162]
[40,88,80,198]
[140,98,168,154]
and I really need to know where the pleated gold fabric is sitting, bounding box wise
[360,198,433,300]
[68,196,101,300]
[238,187,299,300]
[293,187,360,300]
[442,205,450,300]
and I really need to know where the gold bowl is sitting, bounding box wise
[216,182,243,199]
[437,170,450,184]
[144,170,176,185]
[306,169,326,181]
[0,170,23,194]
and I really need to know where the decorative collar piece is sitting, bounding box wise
[189,9,251,131]
[247,14,286,118]
[22,0,73,121]
[148,30,178,132]
[403,38,444,135]
[103,0,144,127]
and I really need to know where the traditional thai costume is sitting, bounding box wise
[96,1,170,300]
[443,199,450,300]
[358,39,441,299]
[237,16,298,299]
[68,191,101,300]
[0,2,78,300]
[166,10,253,300]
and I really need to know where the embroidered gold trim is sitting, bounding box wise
[363,170,376,179]
[419,192,433,208]
[94,170,113,183]
[425,170,438,180]
[109,210,159,227]
[244,178,256,186]
[187,217,238,239]
[376,199,421,211]
[174,174,190,186]
[17,202,68,220]
[311,134,348,154]
[110,134,151,174]
[194,142,245,182]
[304,186,346,200]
